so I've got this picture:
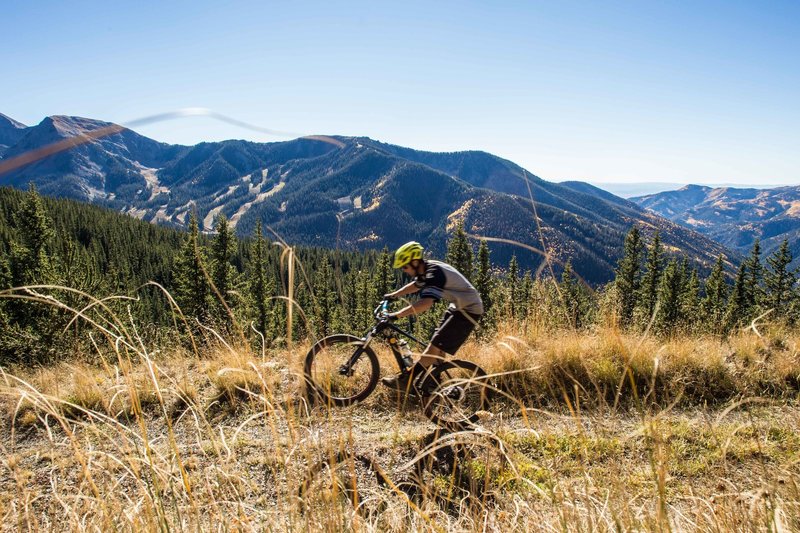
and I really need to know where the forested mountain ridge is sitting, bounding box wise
[632,184,800,269]
[0,113,734,283]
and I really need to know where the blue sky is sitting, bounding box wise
[3,1,798,186]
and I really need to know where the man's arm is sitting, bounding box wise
[393,297,435,319]
[385,281,419,299]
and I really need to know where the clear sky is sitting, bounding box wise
[3,1,798,186]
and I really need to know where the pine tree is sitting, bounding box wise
[744,239,763,316]
[374,247,393,299]
[520,270,533,319]
[10,183,56,286]
[725,262,749,331]
[209,214,239,325]
[1,185,63,364]
[474,240,492,315]
[446,222,473,281]
[764,239,796,320]
[248,221,275,340]
[172,212,210,321]
[342,270,358,332]
[637,231,663,325]
[654,259,682,334]
[507,255,520,318]
[614,226,643,327]
[355,269,375,332]
[680,266,701,333]
[312,256,336,338]
[560,259,584,329]
[0,255,11,327]
[702,255,729,333]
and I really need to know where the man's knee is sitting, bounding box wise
[419,345,446,367]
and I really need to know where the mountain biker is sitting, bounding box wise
[381,241,484,391]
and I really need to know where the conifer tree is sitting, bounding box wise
[10,183,55,286]
[680,266,701,333]
[172,212,210,321]
[312,255,336,338]
[474,240,492,316]
[764,239,796,319]
[725,262,749,331]
[614,226,643,326]
[744,239,763,315]
[374,247,393,299]
[342,271,358,331]
[248,221,275,339]
[355,269,374,332]
[210,214,239,324]
[0,255,11,327]
[520,270,533,319]
[507,255,520,318]
[702,255,729,332]
[446,222,473,281]
[637,231,663,324]
[655,259,682,334]
[560,259,586,329]
[6,184,60,360]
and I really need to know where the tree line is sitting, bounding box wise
[1,186,798,366]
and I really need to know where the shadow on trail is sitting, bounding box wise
[297,425,514,517]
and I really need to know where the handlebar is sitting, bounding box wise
[374,299,390,319]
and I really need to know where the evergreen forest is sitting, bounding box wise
[1,185,798,367]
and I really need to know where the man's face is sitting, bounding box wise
[401,263,415,276]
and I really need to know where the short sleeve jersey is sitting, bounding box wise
[414,260,484,315]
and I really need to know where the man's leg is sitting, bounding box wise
[382,310,473,390]
[381,344,446,390]
[418,344,446,368]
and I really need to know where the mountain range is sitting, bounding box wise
[0,113,734,284]
[632,185,800,269]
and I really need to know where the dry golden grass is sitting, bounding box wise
[0,321,799,531]
[2,280,800,531]
[466,326,800,413]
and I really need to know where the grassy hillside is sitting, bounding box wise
[2,186,799,529]
[2,308,800,530]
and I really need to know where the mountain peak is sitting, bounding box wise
[0,113,27,130]
[42,115,118,138]
[0,113,29,150]
[678,184,711,192]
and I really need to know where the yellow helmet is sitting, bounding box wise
[393,241,424,268]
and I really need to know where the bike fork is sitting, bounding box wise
[338,335,374,376]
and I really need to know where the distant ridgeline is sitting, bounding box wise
[632,184,800,272]
[1,186,798,367]
[0,113,734,284]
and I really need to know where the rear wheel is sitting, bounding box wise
[304,335,380,406]
[421,360,489,430]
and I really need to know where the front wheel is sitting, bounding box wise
[304,335,380,407]
[420,360,490,430]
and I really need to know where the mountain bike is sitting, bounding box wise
[303,300,490,429]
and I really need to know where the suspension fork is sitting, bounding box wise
[338,331,375,376]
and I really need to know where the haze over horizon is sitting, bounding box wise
[3,1,798,188]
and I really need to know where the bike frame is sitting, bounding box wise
[339,300,427,376]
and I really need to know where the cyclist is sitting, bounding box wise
[381,241,484,391]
